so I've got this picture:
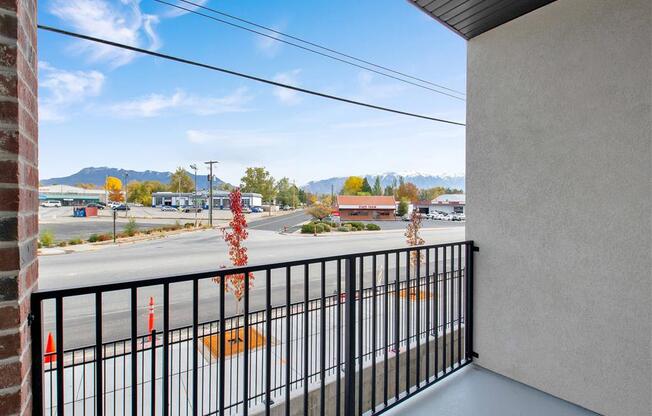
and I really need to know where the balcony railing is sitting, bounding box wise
[30,241,475,415]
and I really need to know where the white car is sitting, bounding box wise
[457,213,466,221]
[40,200,62,208]
[160,206,178,212]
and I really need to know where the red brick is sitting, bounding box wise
[0,246,19,271]
[0,160,18,183]
[17,213,37,240]
[0,360,21,390]
[0,216,17,241]
[0,304,19,331]
[0,44,17,68]
[0,388,20,415]
[0,331,21,360]
[0,13,17,40]
[0,1,18,13]
[0,73,17,97]
[0,100,18,124]
[0,187,19,211]
[16,258,37,294]
[0,129,18,153]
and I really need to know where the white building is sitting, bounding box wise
[152,191,262,209]
[39,184,108,206]
[430,194,465,214]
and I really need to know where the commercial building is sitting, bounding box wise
[336,195,397,221]
[152,190,262,209]
[430,194,465,214]
[39,184,105,206]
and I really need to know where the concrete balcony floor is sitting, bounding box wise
[384,365,597,416]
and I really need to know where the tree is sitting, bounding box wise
[372,176,382,195]
[168,167,195,193]
[218,182,234,191]
[306,203,331,220]
[240,167,276,203]
[361,177,372,194]
[275,177,300,207]
[397,199,409,217]
[321,194,333,207]
[405,209,425,273]
[127,180,166,206]
[383,185,394,196]
[341,176,363,195]
[75,183,97,189]
[397,182,419,202]
[214,188,254,302]
[105,176,123,203]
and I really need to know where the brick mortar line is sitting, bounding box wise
[16,69,38,103]
[0,182,39,191]
[0,34,18,47]
[16,277,37,307]
[0,355,20,367]
[0,269,20,278]
[17,100,37,127]
[0,121,19,130]
[0,8,18,18]
[0,299,18,308]
[0,96,19,104]
[0,67,18,77]
[0,210,39,217]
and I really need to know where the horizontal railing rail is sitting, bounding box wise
[31,241,474,415]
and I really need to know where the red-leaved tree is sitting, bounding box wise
[214,188,254,302]
[405,209,425,270]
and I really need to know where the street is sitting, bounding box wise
[39,213,465,348]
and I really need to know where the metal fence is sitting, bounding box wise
[31,241,475,415]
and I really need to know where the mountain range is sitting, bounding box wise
[302,172,465,194]
[40,167,226,190]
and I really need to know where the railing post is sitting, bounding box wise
[344,256,357,415]
[30,296,43,415]
[465,242,475,361]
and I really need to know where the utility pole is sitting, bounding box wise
[123,172,129,217]
[204,161,219,227]
[190,164,198,227]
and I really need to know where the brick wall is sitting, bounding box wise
[0,0,38,415]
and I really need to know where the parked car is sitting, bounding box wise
[457,213,466,221]
[107,202,120,209]
[251,206,263,213]
[242,206,252,214]
[112,204,130,211]
[160,206,178,212]
[182,207,202,213]
[401,215,410,221]
[281,205,292,211]
[86,203,104,210]
[40,200,62,208]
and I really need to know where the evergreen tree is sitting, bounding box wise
[372,176,382,195]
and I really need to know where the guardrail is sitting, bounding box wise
[31,241,475,415]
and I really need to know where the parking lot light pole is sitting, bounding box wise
[123,172,129,217]
[190,164,198,227]
[204,161,219,227]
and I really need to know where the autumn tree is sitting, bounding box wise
[127,180,166,206]
[214,188,254,303]
[372,176,382,195]
[405,209,425,273]
[397,198,409,216]
[241,167,276,203]
[105,176,123,202]
[168,167,195,193]
[397,182,419,202]
[306,203,331,220]
[341,176,363,195]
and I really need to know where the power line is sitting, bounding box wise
[37,24,466,126]
[154,0,466,101]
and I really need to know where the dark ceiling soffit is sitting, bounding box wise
[407,0,557,40]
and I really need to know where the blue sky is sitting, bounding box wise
[38,0,467,185]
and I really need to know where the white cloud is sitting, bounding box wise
[272,69,302,105]
[49,0,161,67]
[109,88,252,118]
[39,61,105,122]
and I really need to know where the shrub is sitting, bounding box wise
[68,237,83,245]
[88,234,99,243]
[184,222,194,228]
[124,218,138,237]
[97,233,112,242]
[57,241,68,247]
[321,224,331,232]
[365,223,381,231]
[40,230,55,248]
[337,226,349,232]
[314,223,325,233]
[344,222,364,231]
[301,223,316,234]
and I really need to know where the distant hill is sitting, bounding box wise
[41,167,226,190]
[302,172,465,194]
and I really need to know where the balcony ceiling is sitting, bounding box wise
[409,0,557,39]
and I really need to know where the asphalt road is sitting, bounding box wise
[39,224,465,349]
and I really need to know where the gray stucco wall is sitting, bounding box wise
[466,1,651,415]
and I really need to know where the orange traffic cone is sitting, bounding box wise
[44,332,56,363]
[148,297,155,341]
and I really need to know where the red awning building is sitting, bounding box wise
[336,195,397,221]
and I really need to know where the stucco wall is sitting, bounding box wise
[466,1,651,415]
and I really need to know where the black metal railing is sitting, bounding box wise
[31,241,475,415]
